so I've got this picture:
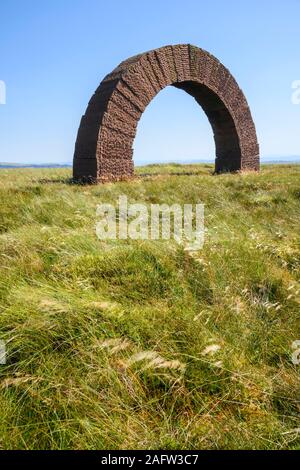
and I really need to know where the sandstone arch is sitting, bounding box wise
[73,44,259,182]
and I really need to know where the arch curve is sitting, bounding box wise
[73,44,259,182]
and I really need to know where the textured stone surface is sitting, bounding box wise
[73,44,259,182]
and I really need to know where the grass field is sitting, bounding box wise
[0,163,299,450]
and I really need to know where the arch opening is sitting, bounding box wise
[173,81,241,172]
[73,44,259,182]
[133,84,215,166]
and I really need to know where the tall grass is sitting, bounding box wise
[0,164,299,449]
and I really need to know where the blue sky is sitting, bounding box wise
[0,0,299,164]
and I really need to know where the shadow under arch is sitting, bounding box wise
[73,44,259,183]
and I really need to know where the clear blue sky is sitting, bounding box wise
[0,0,299,164]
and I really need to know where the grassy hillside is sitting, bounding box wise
[0,164,299,450]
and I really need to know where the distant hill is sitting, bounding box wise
[0,162,72,168]
[261,155,300,164]
[1,156,300,169]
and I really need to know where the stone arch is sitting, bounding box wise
[73,44,259,182]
